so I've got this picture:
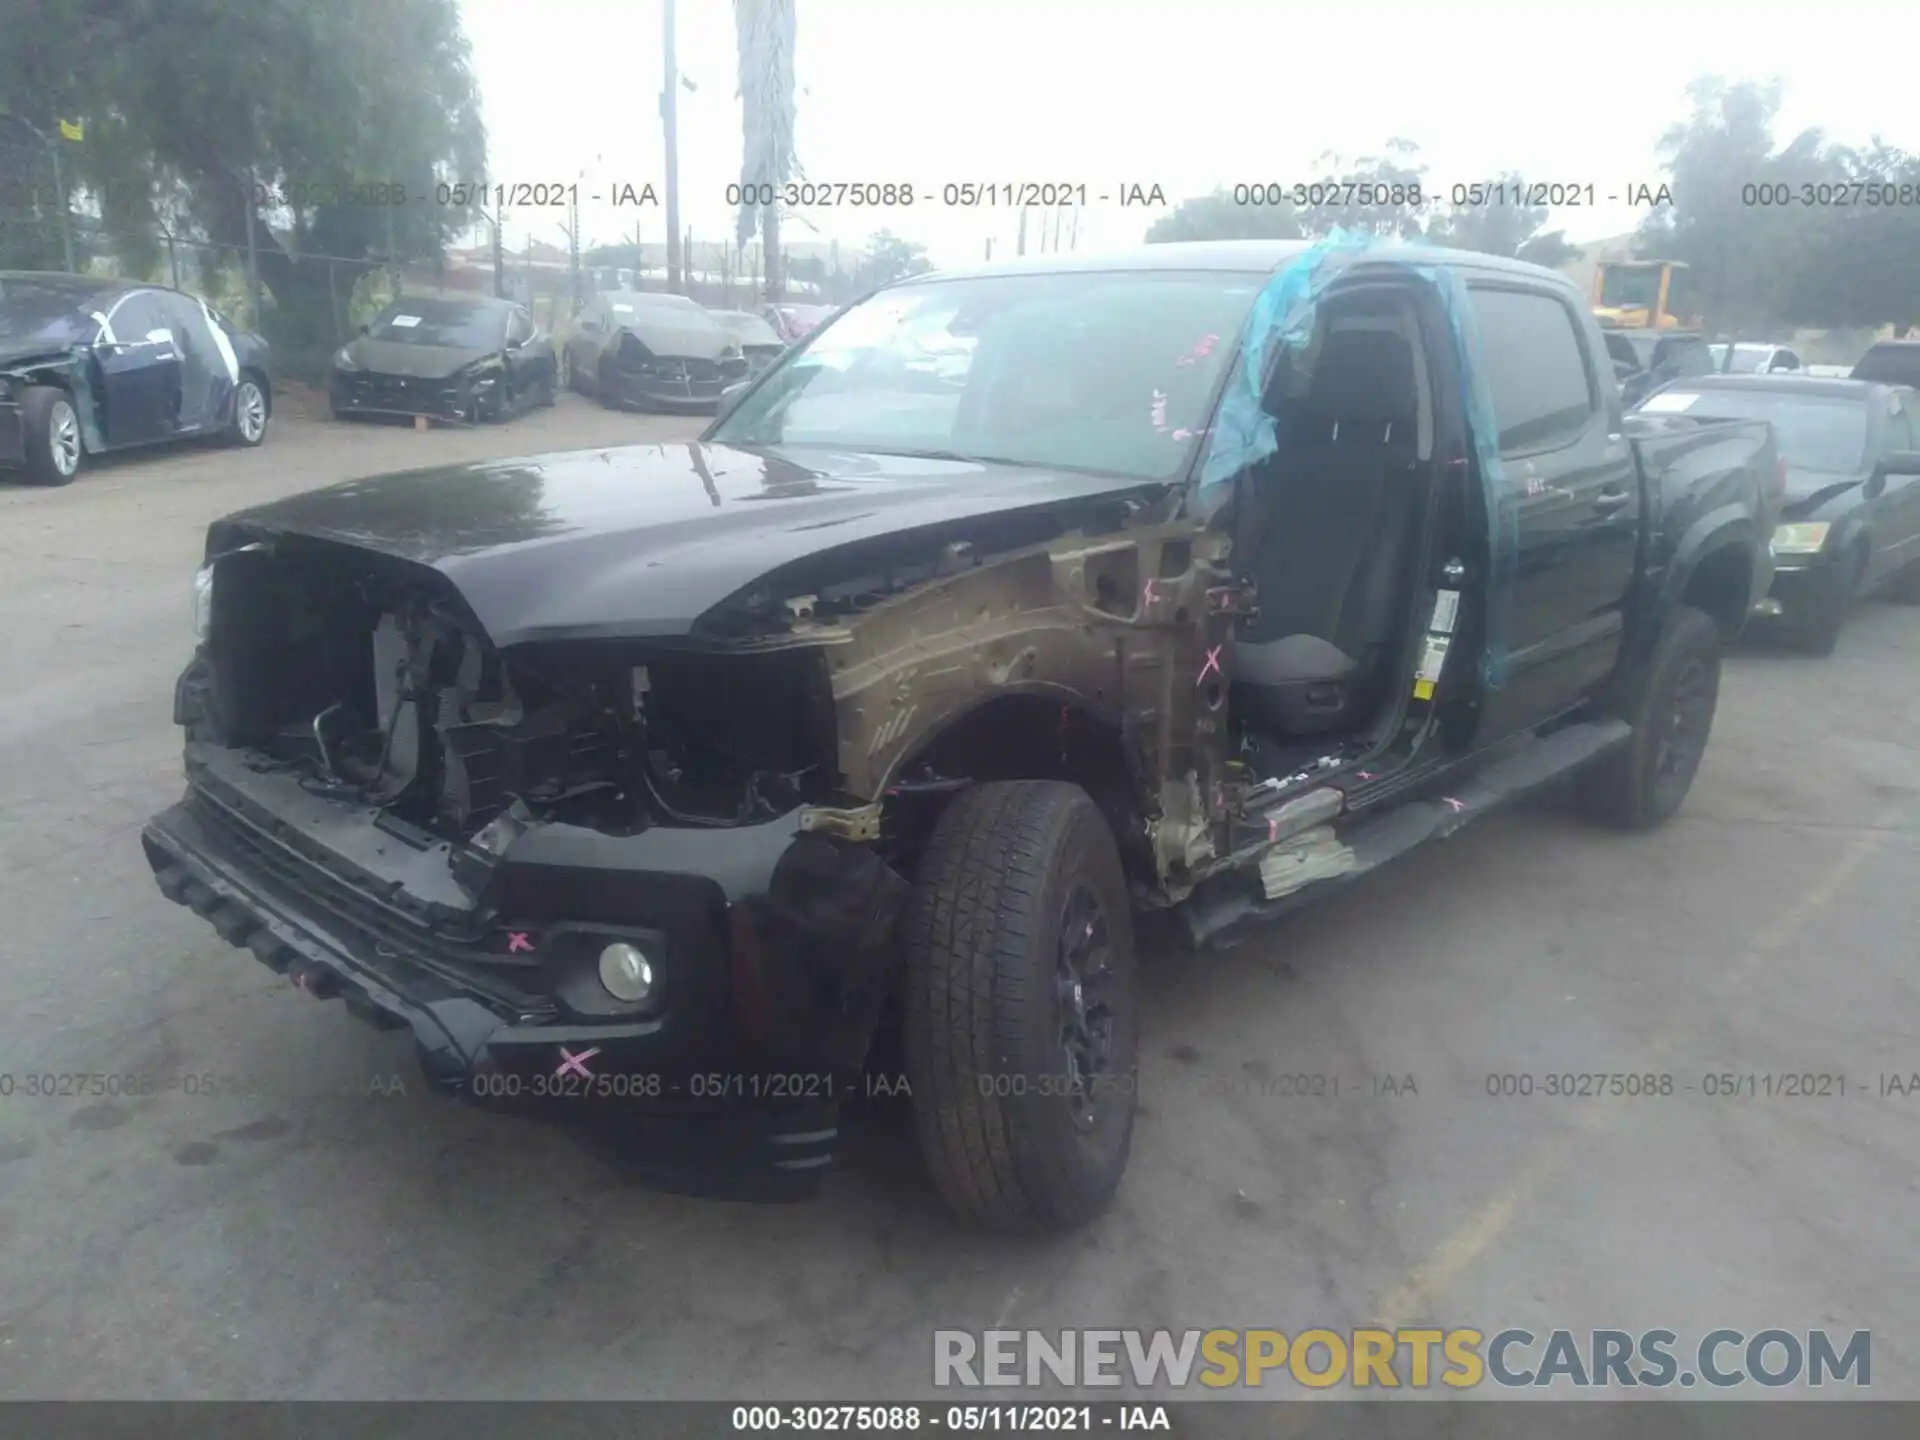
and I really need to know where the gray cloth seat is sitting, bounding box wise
[1234,327,1421,737]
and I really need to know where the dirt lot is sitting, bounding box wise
[2,402,1918,1406]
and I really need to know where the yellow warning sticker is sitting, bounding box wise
[1413,678,1436,701]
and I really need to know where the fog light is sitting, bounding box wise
[597,942,655,1003]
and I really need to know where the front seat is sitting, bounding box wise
[1233,327,1421,737]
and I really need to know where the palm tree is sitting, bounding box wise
[733,0,795,301]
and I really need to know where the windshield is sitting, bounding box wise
[1725,345,1775,375]
[1660,388,1871,473]
[1852,346,1920,388]
[1599,266,1662,311]
[368,299,504,348]
[711,271,1261,481]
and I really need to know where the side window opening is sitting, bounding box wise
[1467,287,1597,456]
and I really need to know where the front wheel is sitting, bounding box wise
[902,780,1139,1233]
[1785,547,1863,655]
[1574,604,1722,830]
[19,386,84,485]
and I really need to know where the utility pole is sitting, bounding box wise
[46,130,74,272]
[491,210,505,298]
[662,0,684,293]
[1017,206,1029,257]
[244,166,261,328]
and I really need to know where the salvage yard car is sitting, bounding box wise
[1640,375,1920,651]
[144,240,1780,1233]
[560,289,747,411]
[329,294,556,425]
[706,307,788,377]
[0,270,272,485]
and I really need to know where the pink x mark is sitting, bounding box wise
[1142,578,1161,606]
[1441,796,1466,813]
[556,1046,600,1079]
[1196,646,1223,685]
[506,931,534,953]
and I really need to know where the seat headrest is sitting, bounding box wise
[1304,329,1417,430]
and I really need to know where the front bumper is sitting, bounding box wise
[142,748,907,1200]
[1763,544,1843,618]
[329,370,488,424]
[604,356,749,412]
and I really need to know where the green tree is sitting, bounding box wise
[733,0,797,300]
[1773,140,1920,336]
[1145,188,1302,243]
[853,230,931,289]
[1635,76,1832,332]
[1427,173,1581,267]
[0,0,486,357]
[1295,139,1428,239]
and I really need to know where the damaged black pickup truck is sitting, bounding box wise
[144,239,1780,1232]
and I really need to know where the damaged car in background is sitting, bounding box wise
[329,294,557,425]
[0,271,272,486]
[706,307,789,377]
[561,289,748,411]
[1638,375,1920,652]
[146,239,1778,1232]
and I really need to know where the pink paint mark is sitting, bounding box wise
[556,1046,601,1079]
[1142,577,1161,607]
[506,931,534,953]
[1441,796,1466,813]
[1171,427,1196,442]
[1196,645,1223,685]
[1357,771,1376,780]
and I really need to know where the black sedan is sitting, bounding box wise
[0,271,272,486]
[329,294,556,425]
[1636,375,1920,652]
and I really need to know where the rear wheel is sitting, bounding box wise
[902,780,1139,1232]
[1575,604,1722,830]
[226,375,268,446]
[19,386,83,485]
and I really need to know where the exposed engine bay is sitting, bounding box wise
[202,543,836,847]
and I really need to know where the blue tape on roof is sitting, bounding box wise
[1199,231,1515,688]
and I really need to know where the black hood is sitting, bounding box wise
[338,337,497,379]
[208,443,1167,647]
[1779,466,1869,519]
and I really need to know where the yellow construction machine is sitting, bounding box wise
[1591,259,1702,330]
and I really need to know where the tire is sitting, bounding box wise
[902,780,1139,1232]
[536,367,557,407]
[226,375,269,447]
[19,386,84,485]
[1786,546,1863,655]
[1574,604,1722,830]
[559,348,576,392]
[1882,560,1920,604]
[597,357,623,410]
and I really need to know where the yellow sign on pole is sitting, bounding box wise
[58,118,84,142]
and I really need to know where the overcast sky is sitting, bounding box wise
[456,0,1913,267]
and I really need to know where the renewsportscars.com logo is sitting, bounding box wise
[933,1328,1871,1391]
